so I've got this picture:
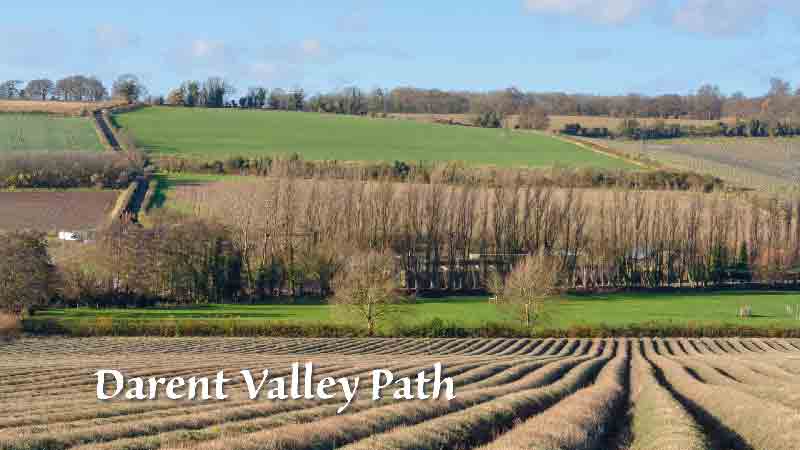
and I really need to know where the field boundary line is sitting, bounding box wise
[0,99,129,117]
[93,110,119,151]
[106,181,140,227]
[551,133,657,170]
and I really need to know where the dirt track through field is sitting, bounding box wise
[2,337,800,450]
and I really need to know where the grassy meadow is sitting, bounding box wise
[117,107,636,169]
[36,290,800,332]
[0,113,104,152]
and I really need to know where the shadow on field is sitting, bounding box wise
[150,175,215,209]
[57,311,298,320]
[569,289,799,302]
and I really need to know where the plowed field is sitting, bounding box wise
[0,191,118,232]
[3,337,800,450]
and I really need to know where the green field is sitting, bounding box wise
[0,113,103,152]
[117,107,636,169]
[37,291,800,331]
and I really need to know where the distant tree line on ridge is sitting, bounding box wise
[563,118,800,140]
[156,77,800,124]
[0,74,147,103]
[5,71,800,124]
[6,72,800,128]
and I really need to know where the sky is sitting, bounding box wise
[2,0,799,97]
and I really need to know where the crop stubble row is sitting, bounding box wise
[2,337,799,450]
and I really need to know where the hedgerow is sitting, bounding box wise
[0,151,143,189]
[22,317,800,338]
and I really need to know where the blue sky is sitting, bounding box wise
[2,0,799,97]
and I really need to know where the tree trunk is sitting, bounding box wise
[367,303,375,336]
[525,303,531,328]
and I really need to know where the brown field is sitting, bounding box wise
[0,191,119,232]
[2,337,800,450]
[385,113,731,133]
[547,115,737,133]
[385,112,476,126]
[582,137,800,192]
[0,100,128,117]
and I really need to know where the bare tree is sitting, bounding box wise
[518,105,550,130]
[84,76,108,101]
[0,232,57,315]
[25,79,54,101]
[113,74,146,103]
[692,84,724,120]
[494,252,560,328]
[332,250,400,335]
[54,75,107,101]
[55,77,76,101]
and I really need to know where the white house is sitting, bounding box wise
[58,231,81,241]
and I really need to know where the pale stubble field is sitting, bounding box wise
[3,337,800,450]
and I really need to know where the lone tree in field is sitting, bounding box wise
[0,232,56,315]
[494,253,560,328]
[332,251,400,336]
[113,74,146,103]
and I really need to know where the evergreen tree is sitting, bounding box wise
[736,241,752,282]
[708,244,725,284]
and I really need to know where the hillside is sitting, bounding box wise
[117,107,637,169]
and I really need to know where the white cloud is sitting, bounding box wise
[523,0,799,35]
[522,0,654,25]
[165,38,311,86]
[163,35,409,91]
[673,0,768,36]
[260,39,331,65]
